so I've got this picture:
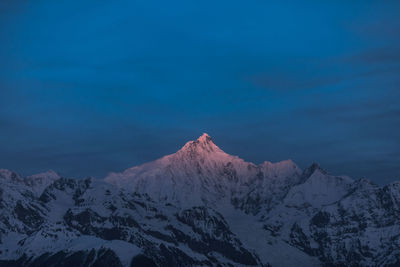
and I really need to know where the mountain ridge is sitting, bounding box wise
[1,134,400,266]
[104,133,303,209]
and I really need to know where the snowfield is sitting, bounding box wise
[1,134,400,266]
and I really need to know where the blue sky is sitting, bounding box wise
[0,0,399,183]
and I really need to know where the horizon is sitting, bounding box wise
[0,132,393,184]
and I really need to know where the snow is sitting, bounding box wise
[283,169,354,208]
[25,170,61,196]
[105,134,300,210]
[222,208,321,267]
[0,169,21,182]
[27,170,60,181]
[2,230,140,267]
[2,134,400,266]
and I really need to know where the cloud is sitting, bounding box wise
[247,71,344,91]
[344,46,400,65]
[246,45,400,92]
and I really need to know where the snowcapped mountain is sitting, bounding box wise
[105,133,301,211]
[1,134,400,266]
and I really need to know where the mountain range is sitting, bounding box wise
[1,133,400,266]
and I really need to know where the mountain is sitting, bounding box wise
[1,134,400,266]
[105,133,301,211]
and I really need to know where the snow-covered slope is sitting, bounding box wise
[105,133,258,208]
[1,134,400,266]
[105,133,301,212]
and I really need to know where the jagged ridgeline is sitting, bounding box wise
[1,134,400,266]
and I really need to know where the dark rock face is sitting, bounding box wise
[311,211,330,228]
[176,207,258,265]
[289,223,315,256]
[130,254,157,267]
[1,177,263,266]
[279,181,400,266]
[13,201,44,229]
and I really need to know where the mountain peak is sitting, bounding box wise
[197,133,212,143]
[0,169,21,182]
[301,162,328,179]
[179,133,221,154]
[27,169,61,181]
